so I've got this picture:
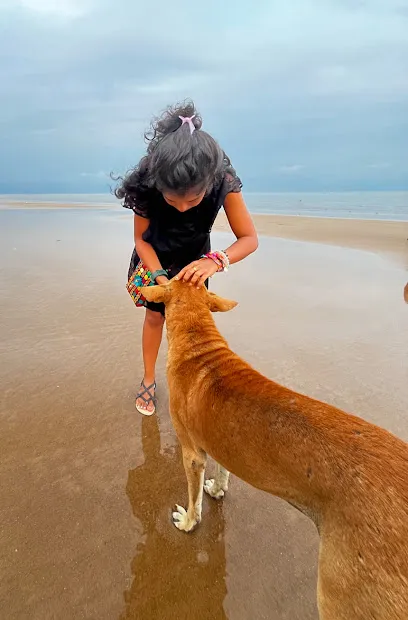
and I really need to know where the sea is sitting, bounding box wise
[1,191,408,221]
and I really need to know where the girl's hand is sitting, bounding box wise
[176,258,218,288]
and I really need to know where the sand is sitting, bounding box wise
[216,212,408,267]
[2,198,407,266]
[0,207,407,619]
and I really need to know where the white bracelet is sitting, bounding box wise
[218,250,230,272]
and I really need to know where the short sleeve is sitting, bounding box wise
[224,169,242,193]
[217,166,243,206]
[122,193,150,219]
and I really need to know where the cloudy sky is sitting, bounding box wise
[1,0,407,193]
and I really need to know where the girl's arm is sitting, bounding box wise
[177,192,258,287]
[223,191,258,262]
[134,215,169,284]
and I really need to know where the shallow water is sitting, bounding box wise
[1,209,407,619]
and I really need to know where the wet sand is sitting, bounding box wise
[215,212,408,267]
[2,198,407,266]
[1,208,407,619]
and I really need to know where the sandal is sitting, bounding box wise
[135,381,157,416]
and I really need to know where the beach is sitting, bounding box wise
[215,212,408,267]
[2,197,407,266]
[1,206,407,620]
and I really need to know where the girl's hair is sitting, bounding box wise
[114,100,234,213]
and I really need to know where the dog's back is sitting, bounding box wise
[145,280,408,619]
[168,307,408,615]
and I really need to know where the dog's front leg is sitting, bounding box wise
[204,462,230,499]
[173,445,207,533]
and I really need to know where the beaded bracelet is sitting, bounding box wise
[217,250,230,272]
[201,250,230,273]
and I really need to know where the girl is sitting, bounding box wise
[115,101,258,416]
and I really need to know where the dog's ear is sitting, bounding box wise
[141,284,171,304]
[207,291,237,313]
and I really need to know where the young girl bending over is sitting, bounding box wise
[115,101,258,416]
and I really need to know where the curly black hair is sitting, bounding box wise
[114,100,233,214]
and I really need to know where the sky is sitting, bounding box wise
[0,0,407,193]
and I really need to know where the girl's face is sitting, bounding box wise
[162,187,206,213]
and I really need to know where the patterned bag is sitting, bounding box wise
[126,261,154,307]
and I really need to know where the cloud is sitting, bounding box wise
[0,0,407,192]
[19,0,86,17]
[0,0,87,17]
[278,165,305,174]
[79,171,108,178]
[367,163,391,170]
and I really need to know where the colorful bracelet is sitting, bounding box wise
[151,269,168,282]
[201,250,230,273]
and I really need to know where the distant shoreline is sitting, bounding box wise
[1,201,408,224]
[0,201,114,209]
[1,201,407,267]
[1,199,408,221]
[1,190,408,222]
[215,212,408,268]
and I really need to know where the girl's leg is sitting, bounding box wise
[136,309,165,414]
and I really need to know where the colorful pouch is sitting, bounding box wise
[126,261,153,307]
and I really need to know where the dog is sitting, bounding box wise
[142,279,408,620]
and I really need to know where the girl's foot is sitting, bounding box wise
[135,380,156,416]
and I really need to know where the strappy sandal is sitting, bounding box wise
[135,381,157,416]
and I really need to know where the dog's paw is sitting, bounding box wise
[172,505,199,533]
[204,478,225,500]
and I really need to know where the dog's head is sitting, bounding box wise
[142,278,237,314]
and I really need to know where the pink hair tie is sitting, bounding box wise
[178,114,196,135]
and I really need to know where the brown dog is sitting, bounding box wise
[142,279,408,620]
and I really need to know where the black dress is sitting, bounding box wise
[124,170,242,314]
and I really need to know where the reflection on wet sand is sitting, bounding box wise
[121,414,228,620]
[1,209,407,619]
